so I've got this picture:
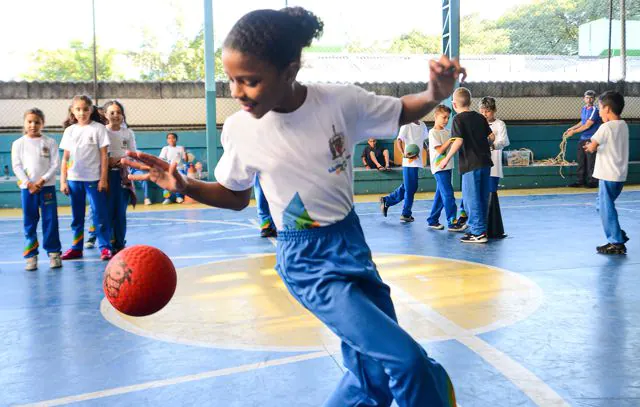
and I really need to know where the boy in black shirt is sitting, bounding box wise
[438,87,494,243]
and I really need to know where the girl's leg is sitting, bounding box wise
[21,188,40,258]
[68,180,87,251]
[86,181,112,251]
[39,186,62,255]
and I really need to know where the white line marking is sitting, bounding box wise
[0,255,244,265]
[388,283,569,407]
[203,233,260,242]
[15,352,328,407]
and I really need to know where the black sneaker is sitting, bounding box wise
[260,226,277,238]
[84,236,97,249]
[400,215,415,223]
[380,197,389,217]
[428,223,444,230]
[457,216,468,226]
[622,230,629,243]
[448,223,468,233]
[460,233,488,243]
[568,182,585,188]
[596,243,626,255]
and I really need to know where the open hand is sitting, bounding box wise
[123,151,188,194]
[428,56,467,101]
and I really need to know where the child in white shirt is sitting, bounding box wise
[11,108,62,271]
[583,91,630,254]
[159,132,187,204]
[380,121,428,222]
[59,95,112,260]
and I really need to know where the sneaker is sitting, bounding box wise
[49,253,62,269]
[457,215,468,226]
[596,243,626,255]
[144,198,152,206]
[460,233,488,243]
[84,236,96,249]
[448,222,468,232]
[428,223,444,230]
[100,248,114,261]
[112,246,125,256]
[568,182,584,188]
[25,256,37,271]
[162,199,171,205]
[379,197,389,217]
[400,215,415,223]
[61,248,83,260]
[260,226,277,238]
[176,197,184,204]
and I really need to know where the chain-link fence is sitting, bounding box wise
[0,0,639,130]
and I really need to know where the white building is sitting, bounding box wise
[579,18,640,57]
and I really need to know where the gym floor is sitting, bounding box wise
[1,187,638,407]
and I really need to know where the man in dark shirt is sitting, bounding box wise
[438,87,494,243]
[361,138,390,170]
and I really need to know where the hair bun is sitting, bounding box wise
[281,7,324,47]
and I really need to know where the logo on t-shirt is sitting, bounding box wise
[40,146,50,157]
[328,125,351,175]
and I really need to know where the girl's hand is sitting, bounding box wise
[98,178,109,193]
[61,182,70,196]
[428,56,467,102]
[439,157,450,169]
[123,151,188,194]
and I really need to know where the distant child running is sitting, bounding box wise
[380,120,428,222]
[11,108,62,271]
[59,95,113,260]
[126,7,464,406]
[583,91,630,254]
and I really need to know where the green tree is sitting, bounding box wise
[387,30,440,54]
[22,40,121,81]
[460,13,510,54]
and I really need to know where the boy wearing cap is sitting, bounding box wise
[564,90,602,188]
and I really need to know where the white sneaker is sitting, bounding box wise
[144,198,152,206]
[162,199,171,205]
[49,252,62,269]
[25,257,37,271]
[176,197,184,204]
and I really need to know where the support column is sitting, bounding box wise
[204,0,218,180]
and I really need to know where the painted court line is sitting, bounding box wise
[0,254,243,266]
[16,352,328,407]
[388,283,570,407]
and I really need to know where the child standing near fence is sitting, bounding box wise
[583,91,630,254]
[11,108,62,271]
[104,100,137,253]
[159,132,187,204]
[59,95,113,260]
[125,7,464,405]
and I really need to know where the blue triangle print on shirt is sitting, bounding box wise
[282,192,321,230]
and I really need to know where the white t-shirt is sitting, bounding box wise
[215,83,402,230]
[489,119,509,178]
[428,128,454,174]
[107,127,137,161]
[11,135,59,189]
[59,121,110,182]
[591,120,629,182]
[398,122,428,168]
[159,145,186,165]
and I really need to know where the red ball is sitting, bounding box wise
[103,245,177,317]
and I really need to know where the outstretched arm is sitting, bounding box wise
[123,151,251,211]
[399,56,466,125]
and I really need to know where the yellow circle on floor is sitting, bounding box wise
[102,254,543,351]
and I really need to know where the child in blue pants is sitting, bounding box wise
[126,7,463,405]
[438,87,494,243]
[583,91,630,254]
[380,121,428,223]
[255,174,276,238]
[11,108,62,271]
[60,96,113,260]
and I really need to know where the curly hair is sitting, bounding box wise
[479,96,497,112]
[223,7,324,71]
